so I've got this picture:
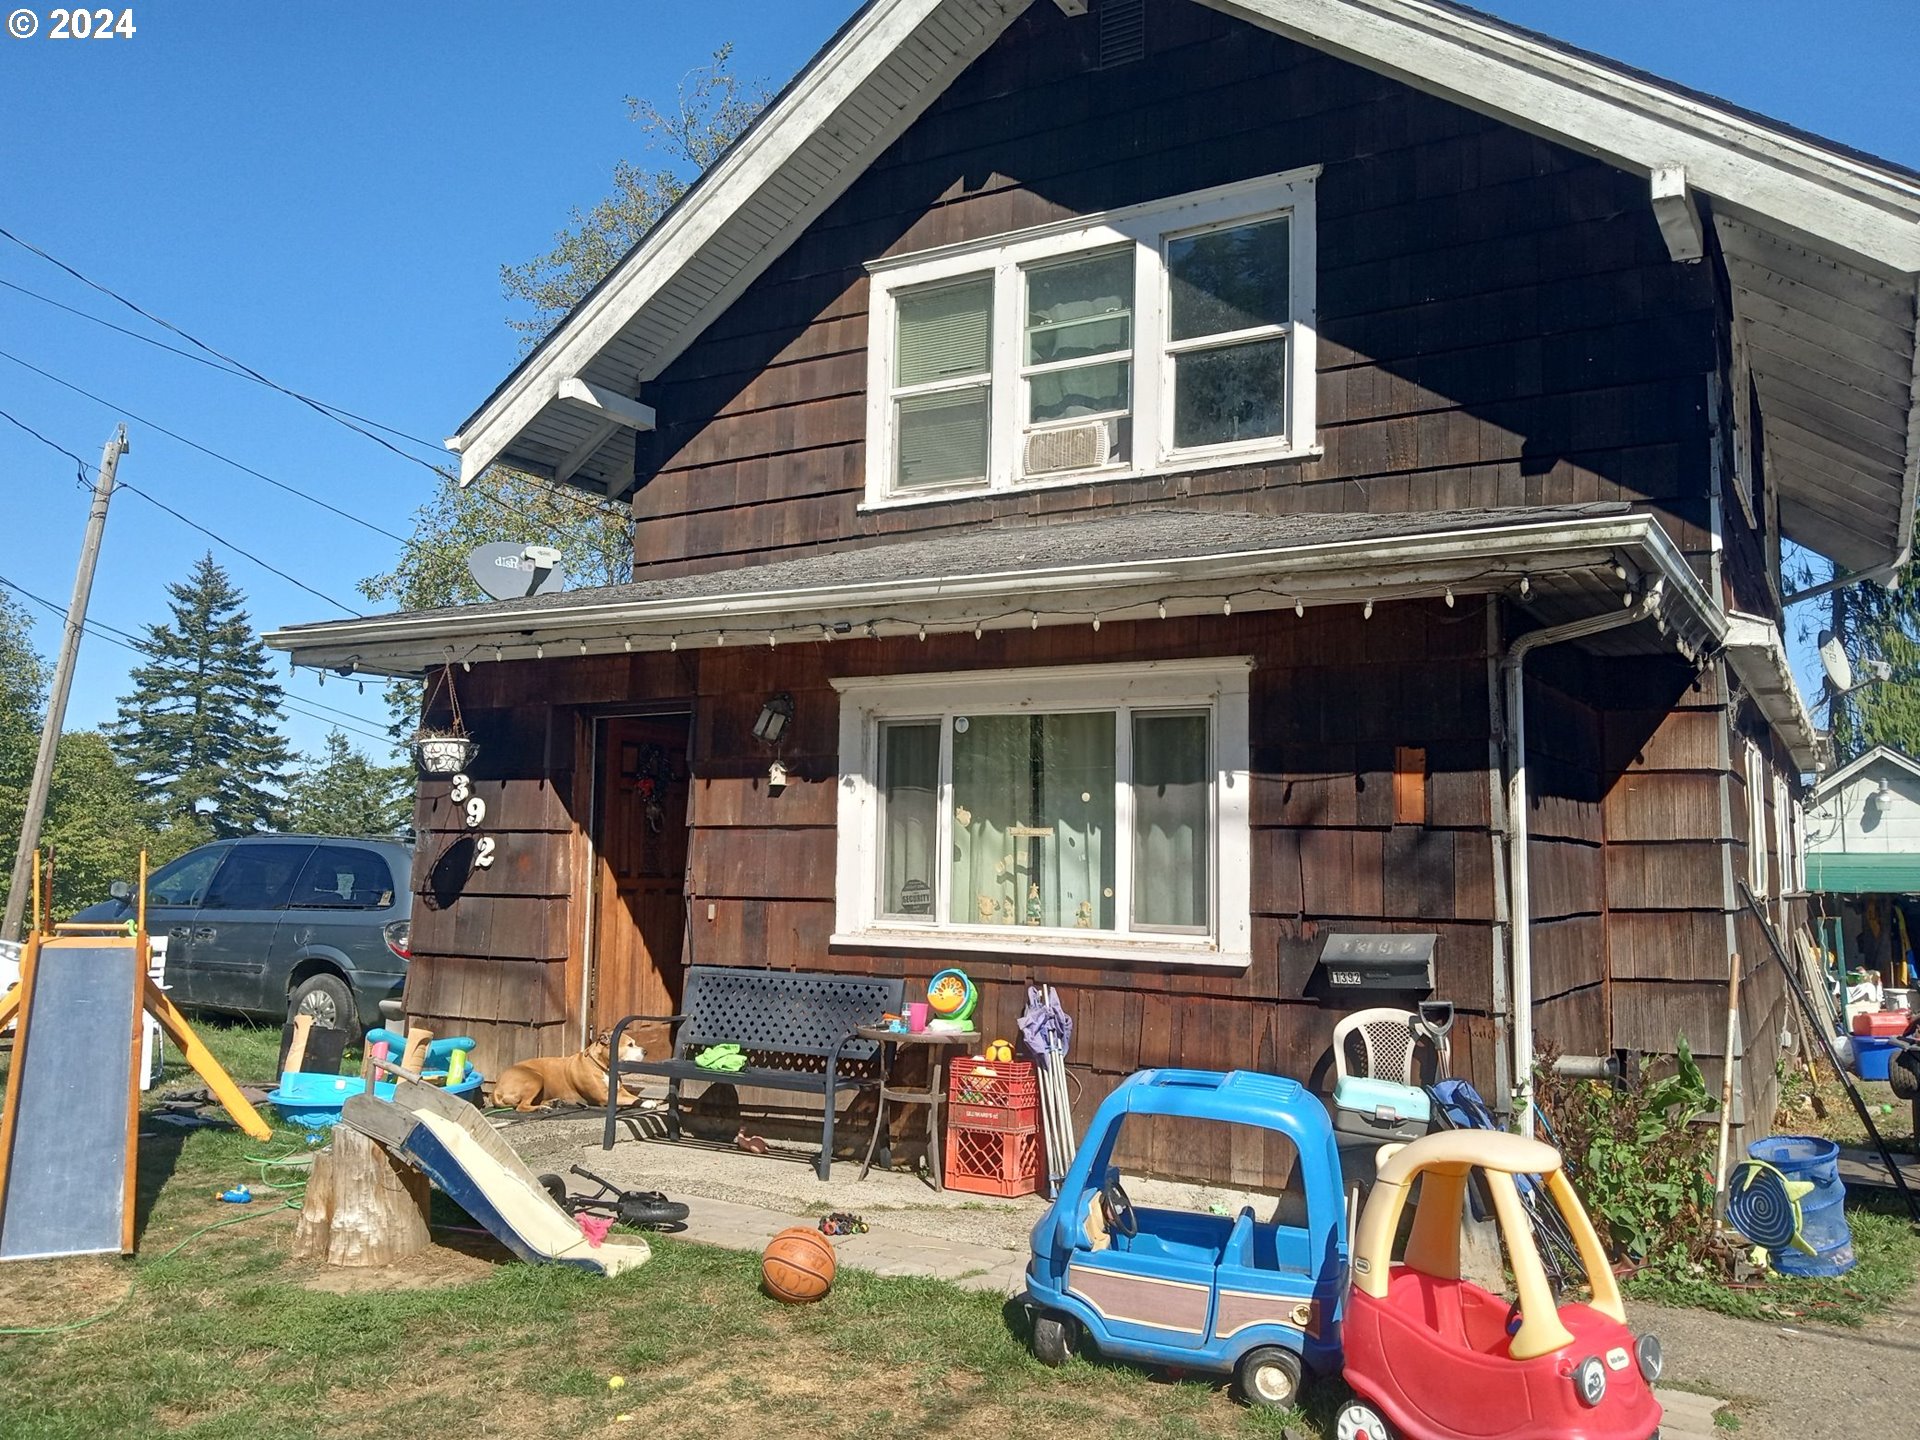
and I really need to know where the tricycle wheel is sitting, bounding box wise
[537,1172,568,1207]
[1334,1398,1393,1440]
[1233,1346,1302,1408]
[1031,1310,1078,1367]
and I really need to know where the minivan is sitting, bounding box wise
[72,835,414,1034]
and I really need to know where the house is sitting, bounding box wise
[1803,745,1920,996]
[268,0,1920,1179]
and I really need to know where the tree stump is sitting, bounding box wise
[292,1125,431,1267]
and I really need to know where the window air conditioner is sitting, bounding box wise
[1023,420,1111,476]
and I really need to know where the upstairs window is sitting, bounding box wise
[865,169,1318,506]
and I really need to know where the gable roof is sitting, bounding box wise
[1810,744,1920,803]
[450,0,1920,571]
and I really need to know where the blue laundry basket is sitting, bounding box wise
[1748,1135,1855,1277]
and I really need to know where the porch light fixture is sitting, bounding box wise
[753,692,795,745]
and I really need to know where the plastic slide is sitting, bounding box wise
[341,1078,650,1277]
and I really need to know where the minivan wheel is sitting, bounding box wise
[289,972,356,1033]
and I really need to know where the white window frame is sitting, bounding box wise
[863,168,1320,509]
[1744,740,1770,898]
[831,658,1253,968]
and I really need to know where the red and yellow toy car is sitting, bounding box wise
[1338,1130,1661,1440]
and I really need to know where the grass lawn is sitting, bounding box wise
[1,1023,1330,1440]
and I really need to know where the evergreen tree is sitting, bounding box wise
[1809,544,1920,763]
[283,730,413,838]
[110,553,291,836]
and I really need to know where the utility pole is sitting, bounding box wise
[3,425,129,942]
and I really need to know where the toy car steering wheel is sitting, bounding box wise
[1101,1176,1140,1238]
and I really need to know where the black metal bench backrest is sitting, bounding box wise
[677,966,904,1065]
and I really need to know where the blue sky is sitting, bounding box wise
[3,0,1916,762]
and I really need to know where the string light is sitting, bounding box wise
[1092,615,1102,632]
[1222,598,1232,616]
[669,638,678,652]
[1444,587,1455,608]
[578,639,587,654]
[1158,602,1167,620]
[460,659,471,673]
[918,624,927,642]
[624,637,633,652]
[1294,597,1304,617]
[1030,613,1039,630]
[1363,598,1374,620]
[715,631,726,646]
[535,644,544,659]
[974,622,983,639]
[1519,576,1532,599]
[768,633,777,648]
[493,646,502,662]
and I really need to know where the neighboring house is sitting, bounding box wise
[1803,746,1920,991]
[269,0,1920,1175]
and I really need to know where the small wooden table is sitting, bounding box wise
[855,1026,979,1189]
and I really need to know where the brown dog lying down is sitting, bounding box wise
[490,1037,651,1112]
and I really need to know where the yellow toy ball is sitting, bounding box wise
[985,1038,1014,1063]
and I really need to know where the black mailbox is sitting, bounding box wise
[1319,932,1436,991]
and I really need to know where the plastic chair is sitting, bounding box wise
[1333,1007,1450,1085]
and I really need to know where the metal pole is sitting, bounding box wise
[2,425,129,941]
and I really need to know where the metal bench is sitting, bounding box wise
[601,965,906,1179]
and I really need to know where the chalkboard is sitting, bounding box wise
[0,940,141,1261]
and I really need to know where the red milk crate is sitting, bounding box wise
[944,1122,1042,1198]
[947,1058,1038,1109]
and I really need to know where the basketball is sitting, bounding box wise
[761,1226,837,1303]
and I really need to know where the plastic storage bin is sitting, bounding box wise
[1853,1010,1912,1038]
[1748,1134,1854,1277]
[1853,1034,1901,1081]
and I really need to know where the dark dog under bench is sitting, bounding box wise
[601,965,906,1179]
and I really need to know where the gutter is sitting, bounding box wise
[1502,583,1670,1135]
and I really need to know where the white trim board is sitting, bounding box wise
[445,0,1920,521]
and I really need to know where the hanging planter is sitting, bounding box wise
[411,663,478,777]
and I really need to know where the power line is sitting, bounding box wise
[0,226,631,541]
[110,481,363,617]
[0,572,392,746]
[0,346,409,544]
[0,274,445,452]
[0,403,94,483]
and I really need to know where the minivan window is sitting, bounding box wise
[290,845,396,910]
[146,846,227,908]
[200,843,313,911]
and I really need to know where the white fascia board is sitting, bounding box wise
[265,512,1719,674]
[448,0,1001,484]
[1722,611,1828,771]
[1810,744,1920,803]
[1212,0,1920,275]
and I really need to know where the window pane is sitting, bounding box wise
[950,713,1115,930]
[1132,712,1209,930]
[880,722,939,918]
[1026,251,1133,365]
[1167,216,1291,341]
[1173,336,1288,449]
[1029,359,1130,424]
[147,846,227,908]
[896,275,992,386]
[291,845,397,910]
[895,387,990,489]
[201,843,313,911]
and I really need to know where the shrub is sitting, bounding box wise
[1535,1037,1722,1280]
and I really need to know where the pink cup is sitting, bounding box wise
[906,1002,930,1032]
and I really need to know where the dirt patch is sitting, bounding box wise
[300,1240,500,1293]
[0,1253,135,1328]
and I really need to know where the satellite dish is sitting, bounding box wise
[467,542,566,602]
[1818,629,1853,693]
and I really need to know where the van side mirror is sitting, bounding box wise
[109,880,133,902]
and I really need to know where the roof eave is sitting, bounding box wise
[265,512,1721,679]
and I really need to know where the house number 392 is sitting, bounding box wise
[449,772,495,866]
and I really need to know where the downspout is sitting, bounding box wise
[1503,584,1667,1134]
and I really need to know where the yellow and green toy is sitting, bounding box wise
[1727,1159,1819,1256]
[926,967,978,1030]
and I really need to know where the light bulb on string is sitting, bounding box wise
[715,631,726,646]
[1444,587,1455,608]
[1223,598,1232,617]
[669,638,678,652]
[918,624,927,642]
[1363,598,1374,620]
[974,622,983,640]
[1158,602,1167,620]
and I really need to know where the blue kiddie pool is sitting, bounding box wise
[266,1069,484,1129]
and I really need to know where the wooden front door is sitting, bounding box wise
[588,713,691,1039]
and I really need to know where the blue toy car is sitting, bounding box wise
[1023,1069,1348,1408]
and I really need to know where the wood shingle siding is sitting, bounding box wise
[630,3,1715,588]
